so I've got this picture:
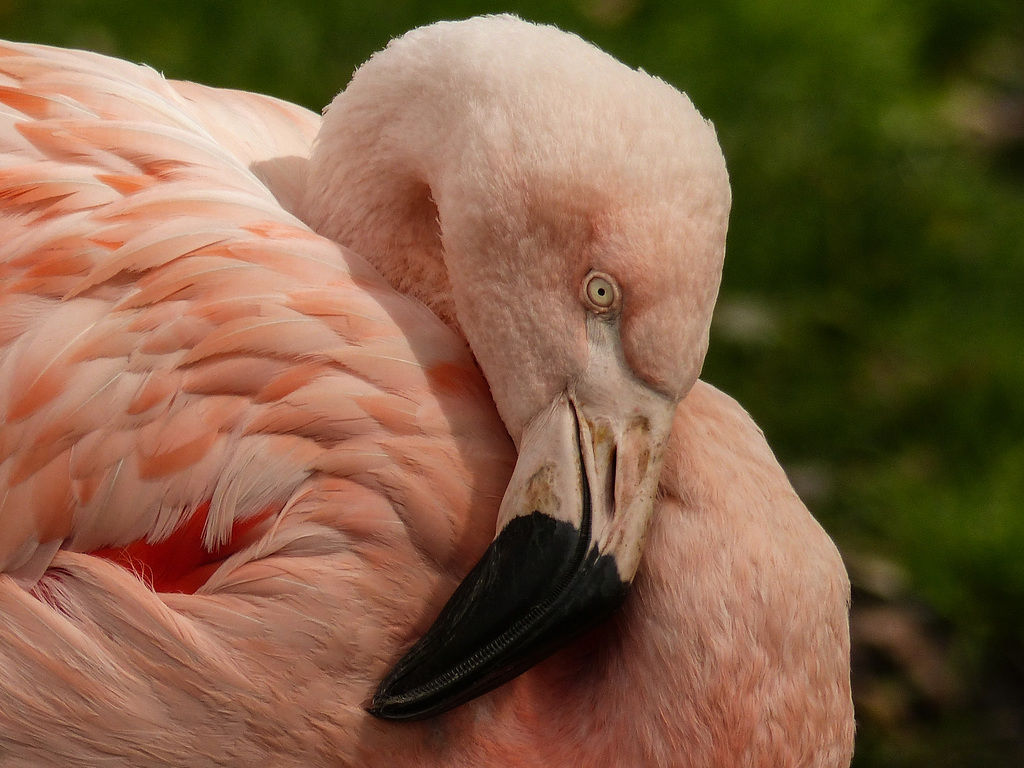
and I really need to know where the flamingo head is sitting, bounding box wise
[306,15,730,720]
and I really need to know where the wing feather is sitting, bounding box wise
[0,38,514,592]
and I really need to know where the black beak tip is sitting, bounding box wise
[366,688,391,719]
[365,511,630,722]
[366,677,439,721]
[365,690,446,722]
[365,697,398,721]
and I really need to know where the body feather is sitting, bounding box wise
[0,40,511,590]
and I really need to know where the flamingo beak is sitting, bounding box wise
[370,368,676,721]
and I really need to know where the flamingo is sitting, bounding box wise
[0,15,854,767]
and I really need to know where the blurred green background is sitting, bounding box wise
[2,1,1020,764]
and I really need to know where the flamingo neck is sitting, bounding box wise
[301,100,459,333]
[297,24,581,444]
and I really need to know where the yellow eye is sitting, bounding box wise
[583,271,619,312]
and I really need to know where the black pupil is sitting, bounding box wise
[597,287,605,296]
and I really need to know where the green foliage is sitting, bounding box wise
[2,0,1021,764]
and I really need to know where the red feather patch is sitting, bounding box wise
[90,500,276,593]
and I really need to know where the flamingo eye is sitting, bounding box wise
[583,272,619,312]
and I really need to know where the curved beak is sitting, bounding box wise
[370,349,676,720]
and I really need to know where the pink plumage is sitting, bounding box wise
[0,16,854,767]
